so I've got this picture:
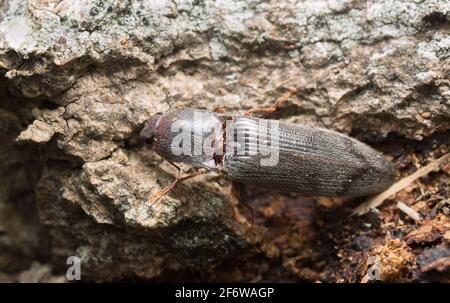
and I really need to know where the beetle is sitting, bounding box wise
[140,102,395,205]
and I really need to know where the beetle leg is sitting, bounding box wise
[148,162,180,206]
[149,167,205,207]
[167,161,181,178]
[240,201,255,227]
[231,181,255,226]
[244,87,298,117]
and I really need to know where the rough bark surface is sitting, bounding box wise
[0,0,449,282]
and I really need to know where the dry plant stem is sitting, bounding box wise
[353,152,450,216]
[396,201,422,221]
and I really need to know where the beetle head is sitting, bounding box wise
[140,114,162,144]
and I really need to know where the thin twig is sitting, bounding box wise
[396,201,422,221]
[353,152,450,216]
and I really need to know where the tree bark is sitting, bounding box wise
[0,0,448,282]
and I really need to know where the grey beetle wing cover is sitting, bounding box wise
[223,117,395,197]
